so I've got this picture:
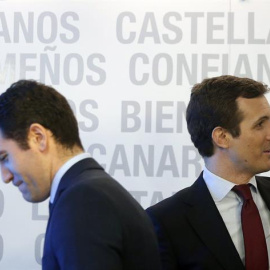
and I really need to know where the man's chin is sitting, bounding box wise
[255,166,270,175]
[22,193,48,203]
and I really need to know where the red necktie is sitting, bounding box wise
[233,184,268,270]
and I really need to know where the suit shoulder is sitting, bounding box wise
[146,185,192,217]
[56,169,149,223]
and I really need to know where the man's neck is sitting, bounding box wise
[49,145,84,183]
[204,156,254,185]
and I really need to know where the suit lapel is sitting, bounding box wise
[183,174,244,270]
[256,175,270,209]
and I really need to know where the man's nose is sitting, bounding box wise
[1,165,13,183]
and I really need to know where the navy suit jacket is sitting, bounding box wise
[146,172,270,270]
[42,158,161,270]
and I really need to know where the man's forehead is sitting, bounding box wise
[237,96,270,109]
[237,96,270,121]
[0,135,19,150]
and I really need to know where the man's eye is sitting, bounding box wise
[256,121,265,128]
[0,154,8,162]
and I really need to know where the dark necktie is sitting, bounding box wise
[232,184,268,270]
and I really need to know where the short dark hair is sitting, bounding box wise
[0,80,83,150]
[186,75,269,157]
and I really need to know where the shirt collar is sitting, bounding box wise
[203,166,257,202]
[50,152,91,203]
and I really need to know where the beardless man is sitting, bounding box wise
[0,80,162,270]
[147,75,270,270]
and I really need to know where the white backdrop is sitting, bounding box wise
[0,0,270,269]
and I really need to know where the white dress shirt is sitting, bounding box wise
[203,167,270,266]
[50,152,91,203]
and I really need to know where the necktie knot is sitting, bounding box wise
[232,184,252,202]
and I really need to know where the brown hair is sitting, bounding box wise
[186,75,269,157]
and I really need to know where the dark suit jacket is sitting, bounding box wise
[42,158,161,270]
[146,172,270,270]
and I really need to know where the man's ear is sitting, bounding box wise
[212,126,230,149]
[28,123,48,151]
